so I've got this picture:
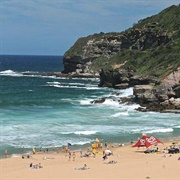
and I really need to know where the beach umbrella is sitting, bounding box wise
[132,135,163,148]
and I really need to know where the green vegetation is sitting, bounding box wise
[64,5,180,80]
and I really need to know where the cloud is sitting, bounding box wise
[0,0,179,55]
[1,0,179,27]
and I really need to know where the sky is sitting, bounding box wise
[0,0,179,55]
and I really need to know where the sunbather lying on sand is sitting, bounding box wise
[43,157,54,160]
[104,160,117,164]
[75,164,90,170]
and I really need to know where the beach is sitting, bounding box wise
[1,56,180,179]
[1,141,180,180]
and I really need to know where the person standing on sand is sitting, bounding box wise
[68,151,71,161]
[32,148,36,154]
[4,150,8,158]
[72,152,76,161]
[80,150,82,158]
[105,141,108,148]
[65,146,68,153]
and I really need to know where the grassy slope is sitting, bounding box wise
[65,5,180,80]
[92,5,180,80]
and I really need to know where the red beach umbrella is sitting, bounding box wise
[133,135,163,148]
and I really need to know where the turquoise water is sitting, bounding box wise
[0,55,180,157]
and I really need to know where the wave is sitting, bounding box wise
[112,111,129,117]
[80,99,93,105]
[11,154,21,158]
[102,99,120,107]
[80,98,120,107]
[73,141,91,145]
[80,97,140,111]
[146,128,174,133]
[120,87,134,97]
[109,87,133,98]
[0,69,23,77]
[0,70,65,79]
[86,86,100,90]
[74,131,97,135]
[47,82,86,86]
[132,127,174,134]
[47,81,99,90]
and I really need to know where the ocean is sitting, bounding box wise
[0,55,180,157]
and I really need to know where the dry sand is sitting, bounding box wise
[1,141,180,180]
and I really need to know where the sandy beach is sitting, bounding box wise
[1,140,180,180]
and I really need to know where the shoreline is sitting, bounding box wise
[1,139,180,180]
[1,136,180,159]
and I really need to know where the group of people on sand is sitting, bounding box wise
[29,163,43,169]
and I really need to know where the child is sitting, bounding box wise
[72,152,76,161]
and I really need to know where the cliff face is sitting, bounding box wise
[62,5,180,112]
[62,5,179,77]
[62,27,172,74]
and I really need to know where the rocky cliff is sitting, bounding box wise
[62,5,180,112]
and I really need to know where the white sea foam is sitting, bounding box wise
[102,99,120,107]
[80,99,93,105]
[131,127,174,134]
[68,82,85,86]
[146,128,174,133]
[107,87,133,98]
[51,84,84,88]
[124,103,141,111]
[73,140,91,145]
[85,87,100,90]
[11,154,21,158]
[74,131,97,135]
[48,83,99,90]
[112,111,129,117]
[47,81,60,85]
[120,87,134,97]
[0,70,23,77]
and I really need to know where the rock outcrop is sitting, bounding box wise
[99,69,156,88]
[61,5,180,113]
[98,67,180,112]
[62,27,172,75]
[133,82,180,112]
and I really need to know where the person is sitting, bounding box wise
[105,141,108,148]
[131,139,134,145]
[82,164,89,170]
[92,149,96,158]
[80,150,82,158]
[38,163,43,168]
[84,148,91,157]
[4,150,8,158]
[35,164,39,169]
[39,147,42,152]
[75,164,90,170]
[106,160,117,164]
[72,152,76,161]
[103,155,107,160]
[29,163,33,168]
[65,146,68,153]
[32,148,36,154]
[68,151,71,161]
